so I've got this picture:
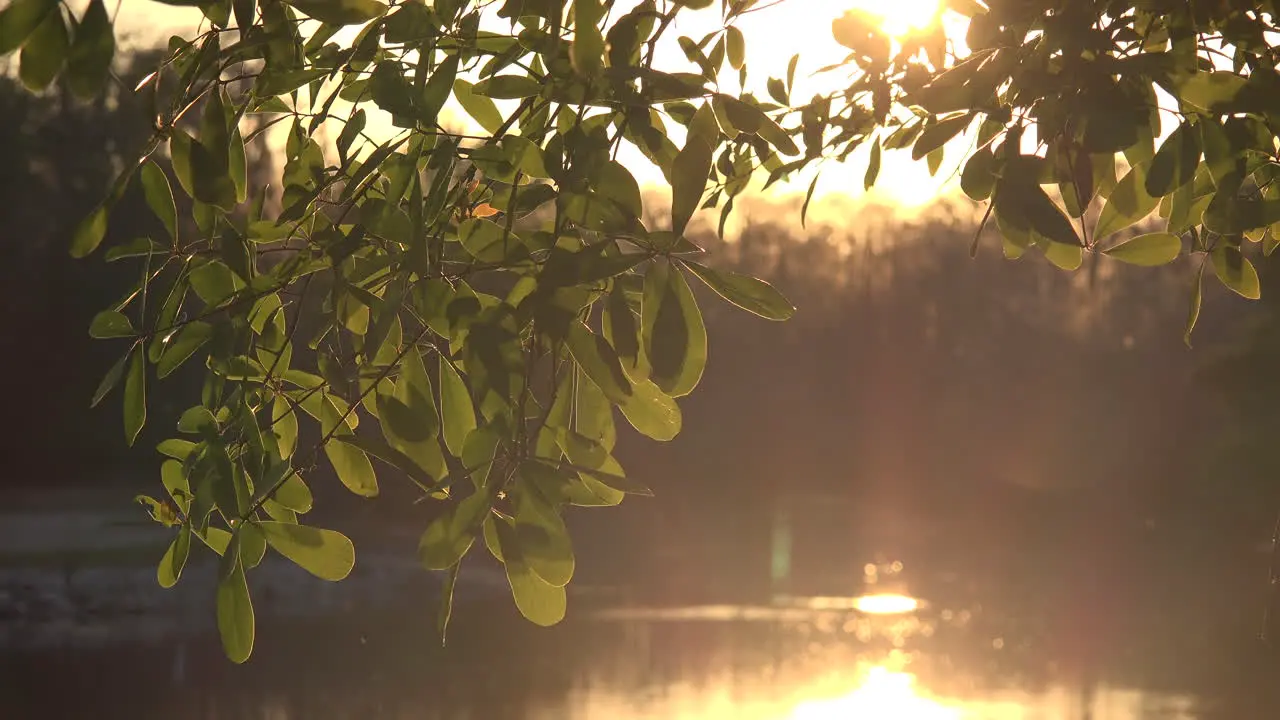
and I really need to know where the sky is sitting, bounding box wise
[112,0,972,223]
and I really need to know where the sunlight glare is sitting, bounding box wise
[854,593,920,615]
[848,0,943,38]
[789,666,962,720]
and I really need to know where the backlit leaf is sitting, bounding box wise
[643,263,706,397]
[565,321,632,406]
[157,525,191,589]
[140,162,178,241]
[258,522,355,580]
[216,553,254,663]
[1176,71,1247,114]
[18,8,68,91]
[495,520,566,626]
[418,488,490,569]
[671,135,713,237]
[682,260,795,320]
[512,484,574,586]
[1095,163,1159,238]
[283,0,387,25]
[618,378,681,441]
[70,202,110,258]
[912,113,971,161]
[91,350,131,408]
[320,396,378,497]
[64,0,114,100]
[572,0,605,76]
[726,26,744,70]
[0,0,57,55]
[453,79,503,134]
[1103,233,1182,266]
[439,357,476,456]
[157,321,213,378]
[90,310,134,339]
[1210,245,1260,299]
[1145,122,1201,198]
[124,350,146,446]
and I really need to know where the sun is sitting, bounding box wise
[849,0,944,37]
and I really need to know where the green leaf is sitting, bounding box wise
[511,486,574,587]
[1210,245,1261,299]
[438,562,459,644]
[216,553,255,663]
[105,237,165,263]
[439,357,476,456]
[995,160,1080,248]
[178,405,218,434]
[1176,71,1247,114]
[1144,122,1201,198]
[157,321,213,378]
[1185,263,1203,347]
[418,488,491,570]
[91,350,131,408]
[572,0,605,76]
[1095,163,1159,238]
[233,0,255,37]
[682,260,794,320]
[472,74,541,99]
[321,396,379,497]
[1040,241,1083,271]
[239,522,267,570]
[419,54,458,125]
[271,396,299,458]
[157,439,197,461]
[337,433,441,488]
[960,147,995,202]
[200,527,233,556]
[458,217,519,263]
[0,0,57,55]
[1103,232,1182,266]
[495,520,566,626]
[267,469,312,512]
[453,79,504,135]
[18,7,68,91]
[618,378,682,441]
[598,160,643,217]
[140,161,178,242]
[725,25,745,69]
[912,113,971,161]
[642,263,707,398]
[89,310,134,339]
[157,525,191,589]
[190,260,243,305]
[70,202,110,258]
[190,140,238,211]
[565,321,632,406]
[377,347,443,476]
[64,0,114,100]
[865,137,881,190]
[257,522,355,581]
[159,459,190,514]
[670,135,713,237]
[283,0,387,25]
[124,350,146,446]
[602,285,645,380]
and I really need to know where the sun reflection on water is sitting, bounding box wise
[789,666,961,720]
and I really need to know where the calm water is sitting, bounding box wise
[4,590,1280,720]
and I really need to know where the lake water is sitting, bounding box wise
[4,589,1279,720]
